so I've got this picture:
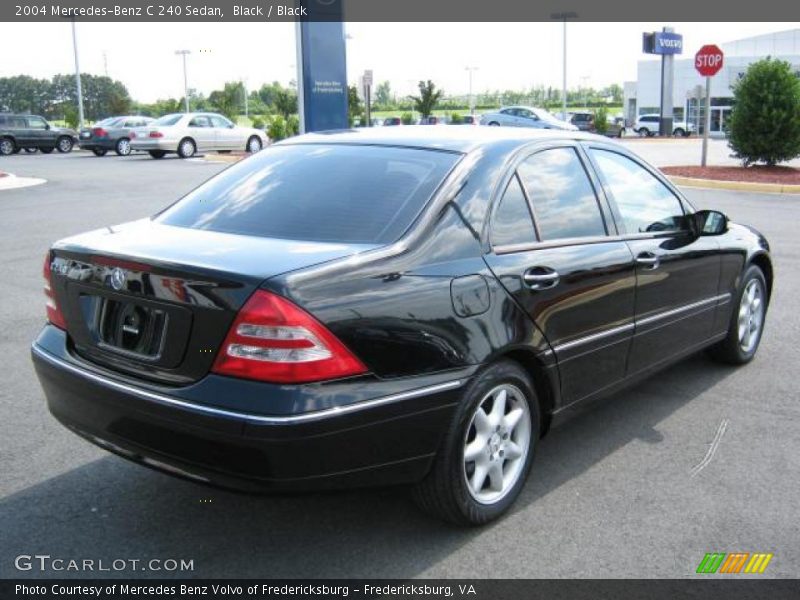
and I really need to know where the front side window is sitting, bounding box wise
[589,149,685,234]
[492,175,537,247]
[517,148,607,241]
[210,115,232,128]
[27,117,47,130]
[157,144,460,245]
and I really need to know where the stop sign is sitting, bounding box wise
[695,44,724,77]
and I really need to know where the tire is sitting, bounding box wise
[617,128,625,138]
[673,128,685,137]
[148,150,166,159]
[56,136,74,153]
[40,147,54,154]
[412,360,539,525]
[115,138,131,156]
[177,137,196,159]
[0,138,16,155]
[708,265,768,365]
[246,135,262,153]
[12,147,21,154]
[488,122,500,127]
[92,148,108,157]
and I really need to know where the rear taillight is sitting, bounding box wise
[92,127,108,137]
[149,131,163,138]
[43,253,66,330]
[212,290,367,384]
[130,132,136,138]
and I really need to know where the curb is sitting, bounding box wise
[667,175,800,194]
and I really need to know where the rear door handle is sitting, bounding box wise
[635,252,660,270]
[523,267,560,290]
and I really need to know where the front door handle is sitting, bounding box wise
[635,252,660,270]
[523,267,560,290]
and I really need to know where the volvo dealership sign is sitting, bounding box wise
[295,0,349,133]
[642,31,684,55]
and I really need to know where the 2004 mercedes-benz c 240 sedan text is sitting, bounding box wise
[32,128,772,525]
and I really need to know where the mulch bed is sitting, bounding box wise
[661,165,800,185]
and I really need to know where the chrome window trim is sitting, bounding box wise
[31,344,462,426]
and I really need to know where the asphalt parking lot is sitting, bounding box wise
[0,149,798,579]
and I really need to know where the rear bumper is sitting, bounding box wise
[130,139,176,152]
[31,326,468,492]
[79,139,115,151]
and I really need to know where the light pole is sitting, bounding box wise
[465,66,478,114]
[241,78,249,118]
[551,11,577,120]
[69,19,85,129]
[175,50,191,113]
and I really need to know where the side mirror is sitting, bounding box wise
[45,123,50,130]
[693,209,728,236]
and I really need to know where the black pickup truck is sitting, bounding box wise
[0,114,79,155]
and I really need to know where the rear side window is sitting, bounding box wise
[153,114,183,126]
[157,144,460,244]
[492,175,536,247]
[518,148,606,241]
[589,149,685,234]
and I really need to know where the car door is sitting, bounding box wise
[25,116,51,147]
[7,116,30,146]
[186,115,215,151]
[585,145,722,376]
[498,109,518,127]
[483,144,636,406]
[517,109,543,129]
[210,115,238,150]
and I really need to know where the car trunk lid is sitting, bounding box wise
[48,219,376,384]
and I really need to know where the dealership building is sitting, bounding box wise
[623,29,800,135]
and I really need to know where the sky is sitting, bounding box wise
[0,22,796,102]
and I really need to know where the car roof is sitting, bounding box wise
[281,126,610,154]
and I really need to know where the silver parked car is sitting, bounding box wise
[79,115,154,156]
[130,112,268,159]
[479,106,578,131]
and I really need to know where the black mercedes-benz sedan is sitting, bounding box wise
[32,127,773,525]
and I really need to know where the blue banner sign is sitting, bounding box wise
[642,31,684,55]
[297,1,349,132]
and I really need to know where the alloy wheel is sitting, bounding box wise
[248,137,262,153]
[0,139,14,155]
[463,383,532,505]
[117,139,131,155]
[738,278,765,353]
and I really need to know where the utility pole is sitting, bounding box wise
[70,19,85,129]
[551,12,578,120]
[175,50,191,113]
[465,66,478,114]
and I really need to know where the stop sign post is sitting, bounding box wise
[696,44,724,166]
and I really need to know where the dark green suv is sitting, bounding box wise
[0,114,78,155]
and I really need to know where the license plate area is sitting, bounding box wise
[68,285,193,369]
[97,299,168,359]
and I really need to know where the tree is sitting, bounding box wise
[209,81,244,121]
[728,57,800,166]
[348,85,363,126]
[273,87,298,118]
[374,81,393,106]
[408,80,443,118]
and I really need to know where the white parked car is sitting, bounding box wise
[479,106,578,131]
[130,112,268,159]
[634,114,696,137]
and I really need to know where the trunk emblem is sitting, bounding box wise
[110,268,127,291]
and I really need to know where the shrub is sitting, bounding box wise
[401,112,414,125]
[450,112,464,124]
[267,115,287,142]
[728,57,800,166]
[286,115,300,137]
[593,106,609,134]
[251,116,265,130]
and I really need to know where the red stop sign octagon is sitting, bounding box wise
[696,44,724,77]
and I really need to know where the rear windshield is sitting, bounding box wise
[153,114,183,126]
[156,144,460,244]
